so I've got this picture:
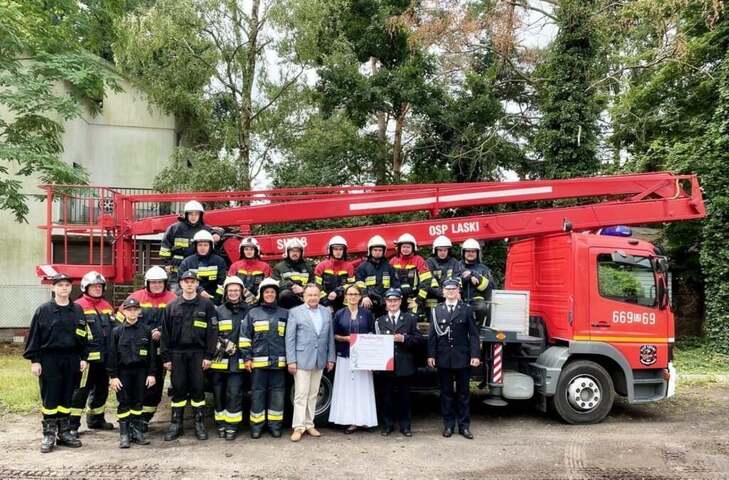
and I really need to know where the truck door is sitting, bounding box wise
[587,249,669,369]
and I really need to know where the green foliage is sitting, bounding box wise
[0,0,120,222]
[598,265,644,300]
[533,0,604,179]
[152,148,240,193]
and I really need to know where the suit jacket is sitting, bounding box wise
[427,301,480,369]
[375,311,422,377]
[285,304,335,370]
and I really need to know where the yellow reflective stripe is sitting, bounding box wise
[211,359,229,370]
[115,311,125,322]
[69,408,83,417]
[418,289,428,299]
[315,275,323,285]
[190,399,206,407]
[277,321,286,336]
[159,247,171,257]
[173,238,189,247]
[216,285,224,295]
[250,412,265,423]
[267,410,284,421]
[419,271,432,281]
[226,411,242,423]
[130,409,142,416]
[365,276,376,286]
[277,357,287,368]
[238,338,251,348]
[117,410,131,419]
[87,351,101,361]
[219,319,233,332]
[252,357,269,368]
[142,406,157,413]
[214,410,228,422]
[477,276,489,291]
[83,309,95,315]
[76,328,87,338]
[171,400,188,408]
[42,407,58,415]
[573,335,670,343]
[319,290,327,299]
[139,349,148,356]
[101,309,112,314]
[56,406,70,414]
[88,405,105,415]
[253,321,269,332]
[193,320,207,328]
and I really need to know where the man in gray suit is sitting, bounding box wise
[285,283,335,442]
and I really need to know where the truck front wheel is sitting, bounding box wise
[552,360,615,425]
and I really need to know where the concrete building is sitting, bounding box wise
[0,74,175,339]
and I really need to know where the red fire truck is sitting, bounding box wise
[36,172,705,424]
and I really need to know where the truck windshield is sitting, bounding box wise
[597,253,656,307]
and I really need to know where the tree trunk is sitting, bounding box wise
[392,104,408,182]
[370,57,388,184]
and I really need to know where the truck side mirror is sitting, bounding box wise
[657,277,668,310]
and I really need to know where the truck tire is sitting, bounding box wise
[552,360,615,425]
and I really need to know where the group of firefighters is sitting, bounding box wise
[24,200,494,452]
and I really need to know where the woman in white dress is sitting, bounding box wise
[328,284,378,433]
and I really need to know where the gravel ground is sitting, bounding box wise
[0,384,728,480]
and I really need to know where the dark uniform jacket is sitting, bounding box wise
[178,251,228,302]
[160,294,218,362]
[213,299,248,372]
[332,308,374,358]
[272,259,313,290]
[425,256,464,308]
[75,294,114,363]
[459,261,494,302]
[355,257,401,305]
[106,321,156,378]
[427,301,480,369]
[159,216,211,270]
[374,311,422,376]
[24,300,88,362]
[240,302,289,370]
[314,258,355,307]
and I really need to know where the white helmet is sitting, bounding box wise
[432,235,453,253]
[327,235,348,249]
[367,235,387,254]
[257,277,280,300]
[239,236,261,258]
[192,229,215,245]
[223,275,245,293]
[144,266,168,284]
[283,238,305,258]
[461,238,481,261]
[81,271,106,294]
[184,200,204,213]
[395,233,417,251]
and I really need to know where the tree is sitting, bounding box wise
[114,0,303,191]
[0,0,119,222]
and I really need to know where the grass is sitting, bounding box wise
[0,344,39,415]
[673,337,729,385]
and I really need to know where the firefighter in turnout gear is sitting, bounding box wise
[211,276,250,440]
[427,278,480,440]
[159,200,211,285]
[314,235,355,311]
[160,270,219,441]
[107,297,156,449]
[177,229,227,304]
[356,235,401,318]
[273,238,313,309]
[24,274,87,453]
[240,278,289,438]
[425,235,464,310]
[124,266,177,430]
[227,236,271,304]
[459,238,494,326]
[389,233,431,315]
[70,271,114,434]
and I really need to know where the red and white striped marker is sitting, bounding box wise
[492,343,503,384]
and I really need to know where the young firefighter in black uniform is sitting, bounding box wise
[427,278,481,440]
[356,235,401,318]
[425,235,464,310]
[211,276,249,440]
[177,229,227,305]
[240,277,289,438]
[272,238,314,309]
[107,297,156,448]
[459,238,494,326]
[161,270,219,441]
[159,200,211,285]
[24,274,86,453]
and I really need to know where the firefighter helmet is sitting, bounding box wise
[432,235,453,253]
[395,233,417,251]
[283,238,305,258]
[81,271,106,294]
[258,277,280,300]
[223,276,245,296]
[192,229,215,246]
[461,238,481,251]
[183,200,204,213]
[239,236,261,258]
[367,235,387,254]
[327,235,348,258]
[144,266,168,285]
